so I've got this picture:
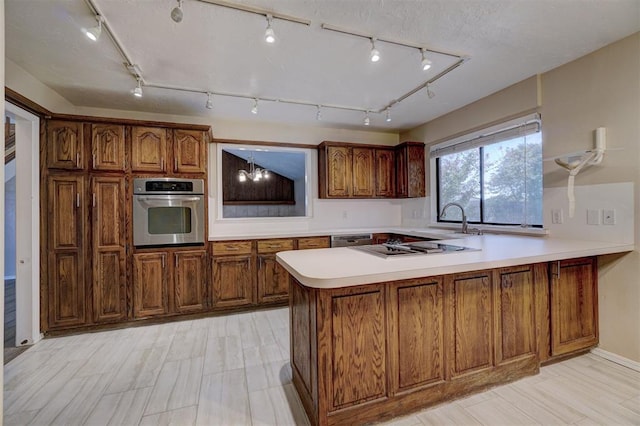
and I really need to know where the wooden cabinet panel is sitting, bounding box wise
[211,241,253,256]
[133,253,169,318]
[212,255,255,308]
[329,289,386,409]
[131,127,168,173]
[47,175,86,328]
[352,148,374,197]
[551,258,598,356]
[325,145,352,197]
[47,120,84,170]
[291,280,313,395]
[174,250,208,312]
[375,149,396,197]
[389,278,444,393]
[91,124,125,171]
[494,266,536,365]
[174,129,206,174]
[257,239,295,254]
[396,142,425,198]
[297,236,330,250]
[446,271,493,377]
[257,255,289,303]
[92,177,127,322]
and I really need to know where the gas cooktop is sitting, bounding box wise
[351,241,478,258]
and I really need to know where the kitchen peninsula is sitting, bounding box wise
[277,234,633,426]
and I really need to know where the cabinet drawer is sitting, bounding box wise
[297,237,330,250]
[257,239,295,254]
[212,241,253,256]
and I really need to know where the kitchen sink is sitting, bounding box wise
[351,241,478,258]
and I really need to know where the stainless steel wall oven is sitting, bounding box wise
[133,178,205,247]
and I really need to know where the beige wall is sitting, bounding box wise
[402,33,640,362]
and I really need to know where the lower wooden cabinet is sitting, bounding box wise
[133,252,169,318]
[174,250,208,313]
[550,257,598,356]
[257,239,295,304]
[211,254,255,308]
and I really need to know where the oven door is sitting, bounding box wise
[133,194,204,247]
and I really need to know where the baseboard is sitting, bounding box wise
[590,347,640,372]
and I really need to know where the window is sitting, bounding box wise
[432,114,542,227]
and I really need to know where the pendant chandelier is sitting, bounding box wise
[238,154,270,182]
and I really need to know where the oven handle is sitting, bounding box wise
[135,196,202,202]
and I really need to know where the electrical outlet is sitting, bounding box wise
[603,209,616,225]
[587,209,600,225]
[342,210,348,219]
[551,209,563,224]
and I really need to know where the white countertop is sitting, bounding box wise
[276,234,635,289]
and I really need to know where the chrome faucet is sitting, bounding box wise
[439,202,468,234]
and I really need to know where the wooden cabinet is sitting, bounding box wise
[133,252,169,318]
[375,149,395,197]
[318,141,424,199]
[395,142,425,198]
[174,250,208,313]
[257,239,295,304]
[131,127,207,174]
[47,175,87,328]
[297,236,330,250]
[91,176,127,323]
[211,242,255,308]
[91,124,126,171]
[550,257,598,356]
[47,120,84,170]
[131,126,168,173]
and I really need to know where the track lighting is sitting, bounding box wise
[251,99,259,114]
[385,108,391,122]
[171,0,184,23]
[85,15,103,41]
[426,83,435,99]
[421,48,432,71]
[264,15,276,43]
[370,38,380,62]
[133,79,143,98]
[363,111,370,126]
[205,92,213,109]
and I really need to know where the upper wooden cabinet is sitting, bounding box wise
[396,142,426,198]
[47,120,84,170]
[91,124,126,171]
[131,126,168,173]
[318,141,424,199]
[131,126,207,174]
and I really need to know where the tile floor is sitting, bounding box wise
[3,307,640,425]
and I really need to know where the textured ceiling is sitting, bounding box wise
[5,0,640,131]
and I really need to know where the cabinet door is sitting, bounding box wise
[257,255,289,304]
[445,270,493,377]
[352,147,375,197]
[47,175,87,328]
[133,253,169,318]
[174,250,208,312]
[174,129,206,174]
[92,177,127,322]
[131,127,168,173]
[494,266,536,365]
[389,278,444,393]
[326,146,352,197]
[395,147,408,198]
[551,258,598,356]
[375,149,395,197]
[212,255,255,308]
[91,124,125,171]
[47,120,84,170]
[395,143,426,198]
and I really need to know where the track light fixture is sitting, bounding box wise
[421,48,432,71]
[426,83,435,99]
[133,79,143,98]
[251,98,259,114]
[171,0,184,23]
[385,108,392,122]
[363,111,371,126]
[85,15,103,41]
[370,38,380,62]
[316,105,322,121]
[205,92,213,109]
[264,15,276,43]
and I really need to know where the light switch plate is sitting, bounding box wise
[603,209,616,225]
[587,209,600,225]
[551,209,563,224]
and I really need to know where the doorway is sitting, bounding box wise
[4,102,41,363]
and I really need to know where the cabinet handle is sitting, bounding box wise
[92,153,96,167]
[76,193,80,208]
[175,158,178,172]
[225,246,239,251]
[268,244,282,249]
[175,255,179,269]
[162,256,165,269]
[92,193,96,208]
[77,153,81,167]
[161,158,165,171]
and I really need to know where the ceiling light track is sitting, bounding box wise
[193,0,310,27]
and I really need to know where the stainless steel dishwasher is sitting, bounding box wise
[330,234,374,247]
